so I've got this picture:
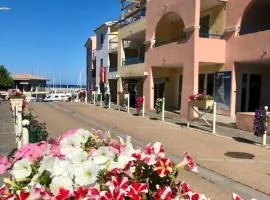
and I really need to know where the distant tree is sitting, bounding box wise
[0,65,14,90]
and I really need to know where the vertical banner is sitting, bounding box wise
[104,67,107,83]
[100,66,104,83]
[214,71,232,110]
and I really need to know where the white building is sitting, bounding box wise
[94,22,119,103]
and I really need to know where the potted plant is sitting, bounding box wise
[135,96,144,115]
[155,98,163,114]
[188,93,214,110]
[9,91,26,112]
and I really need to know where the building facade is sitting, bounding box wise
[142,0,270,119]
[85,36,96,92]
[95,22,119,103]
[117,0,147,108]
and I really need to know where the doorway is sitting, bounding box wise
[198,73,215,96]
[240,74,262,112]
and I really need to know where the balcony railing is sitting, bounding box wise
[122,57,144,66]
[199,32,224,39]
[109,66,118,72]
[239,24,270,35]
[109,36,118,51]
[122,7,146,27]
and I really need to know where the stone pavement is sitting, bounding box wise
[28,102,270,199]
[0,101,16,156]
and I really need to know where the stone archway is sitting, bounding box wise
[155,12,185,47]
[240,0,270,35]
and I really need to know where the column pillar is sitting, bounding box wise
[143,65,154,110]
[180,60,199,120]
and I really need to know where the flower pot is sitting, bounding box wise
[190,99,214,110]
[9,98,24,111]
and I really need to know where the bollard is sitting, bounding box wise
[127,94,130,114]
[212,102,217,134]
[262,106,268,146]
[109,95,111,109]
[142,96,145,117]
[161,97,165,122]
[93,92,96,105]
[22,119,30,145]
[85,93,88,103]
[17,106,23,148]
[100,94,103,107]
[76,93,79,102]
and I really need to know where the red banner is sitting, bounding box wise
[100,66,107,83]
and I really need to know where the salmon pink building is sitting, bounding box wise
[142,0,270,119]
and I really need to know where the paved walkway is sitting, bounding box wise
[28,102,270,200]
[0,101,16,156]
[110,103,270,146]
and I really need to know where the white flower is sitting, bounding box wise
[122,136,135,157]
[75,129,91,144]
[60,135,82,155]
[264,106,268,111]
[50,176,73,195]
[67,150,88,164]
[92,146,114,165]
[39,155,57,173]
[73,160,99,186]
[11,159,32,180]
[108,155,131,171]
[51,159,71,177]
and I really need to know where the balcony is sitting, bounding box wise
[122,57,144,66]
[119,62,146,78]
[240,24,270,35]
[109,36,118,53]
[199,32,224,39]
[109,66,118,72]
[122,8,146,27]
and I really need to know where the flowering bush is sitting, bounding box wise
[188,94,213,102]
[9,91,25,99]
[0,128,212,200]
[155,98,163,114]
[135,96,144,115]
[254,106,269,137]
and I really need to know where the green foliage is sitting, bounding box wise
[23,110,48,143]
[155,98,163,114]
[0,65,14,89]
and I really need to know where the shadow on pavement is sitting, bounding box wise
[224,151,255,159]
[150,117,160,121]
[232,137,256,145]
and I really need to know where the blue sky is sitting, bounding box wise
[0,0,119,85]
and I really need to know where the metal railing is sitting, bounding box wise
[199,32,224,39]
[239,24,270,35]
[122,7,146,27]
[109,66,118,72]
[122,57,144,66]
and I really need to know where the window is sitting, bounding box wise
[100,34,104,45]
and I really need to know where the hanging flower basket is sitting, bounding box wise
[190,99,214,110]
[188,94,214,110]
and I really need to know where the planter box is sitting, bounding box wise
[190,99,214,110]
[9,98,23,111]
